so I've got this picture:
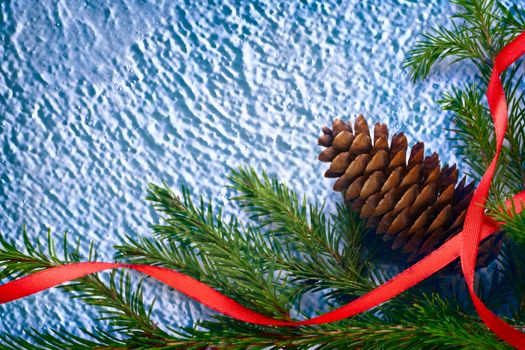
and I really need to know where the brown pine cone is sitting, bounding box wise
[318,115,502,267]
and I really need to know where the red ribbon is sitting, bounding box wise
[2,33,525,348]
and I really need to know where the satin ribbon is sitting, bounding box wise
[2,32,525,348]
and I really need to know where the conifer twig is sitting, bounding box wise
[142,182,295,319]
[0,227,167,342]
[405,0,525,238]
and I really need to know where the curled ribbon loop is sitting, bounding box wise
[1,31,525,348]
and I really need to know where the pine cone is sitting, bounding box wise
[318,115,502,267]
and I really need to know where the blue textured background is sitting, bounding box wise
[0,0,517,340]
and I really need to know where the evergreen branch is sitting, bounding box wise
[119,171,375,307]
[162,294,510,350]
[451,0,503,60]
[0,328,126,350]
[403,0,525,81]
[115,232,371,308]
[403,22,486,81]
[228,166,345,266]
[2,298,510,350]
[61,270,160,336]
[498,2,525,39]
[438,86,498,184]
[143,182,295,319]
[115,234,298,318]
[499,237,525,322]
[407,0,525,206]
[0,227,81,280]
[0,228,166,340]
[488,199,525,247]
[483,198,525,320]
[282,204,375,302]
[225,168,449,306]
[439,64,525,200]
[228,167,377,300]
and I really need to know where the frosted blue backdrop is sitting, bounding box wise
[1,0,518,340]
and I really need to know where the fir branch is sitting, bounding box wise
[488,199,525,248]
[162,294,510,350]
[4,306,509,350]
[439,65,525,197]
[0,328,126,350]
[118,169,375,309]
[0,228,167,340]
[281,204,375,302]
[228,166,346,267]
[403,22,486,82]
[115,233,298,318]
[499,2,525,38]
[404,0,512,81]
[499,237,525,321]
[62,270,159,336]
[451,0,504,60]
[228,166,375,299]
[115,230,371,309]
[438,86,499,187]
[407,0,525,246]
[0,227,82,280]
[142,182,295,320]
